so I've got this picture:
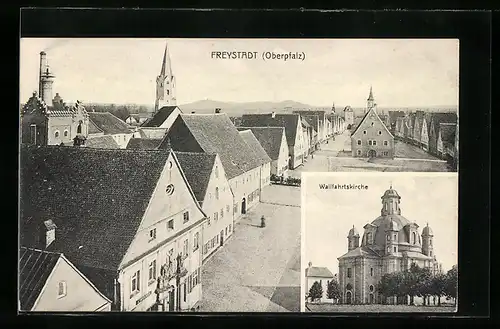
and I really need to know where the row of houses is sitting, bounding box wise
[392,110,458,164]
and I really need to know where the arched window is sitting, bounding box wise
[54,131,60,138]
[64,130,69,137]
[215,187,219,200]
[378,131,382,135]
[357,150,362,155]
[369,284,374,292]
[430,239,432,246]
[357,139,361,145]
[215,165,219,178]
[77,123,82,134]
[412,232,416,245]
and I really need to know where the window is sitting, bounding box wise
[57,281,67,298]
[430,239,432,246]
[64,130,69,137]
[412,232,416,245]
[183,283,187,302]
[77,123,82,134]
[215,187,219,200]
[357,150,362,156]
[357,139,361,145]
[148,260,156,283]
[207,217,211,226]
[347,268,352,278]
[370,268,373,277]
[229,224,232,232]
[225,227,228,235]
[167,219,174,230]
[373,140,377,146]
[369,285,374,292]
[226,205,230,213]
[371,122,374,126]
[183,211,189,223]
[193,268,199,287]
[363,130,367,134]
[131,270,140,294]
[430,251,433,257]
[193,232,199,251]
[220,209,224,218]
[393,246,397,252]
[215,165,219,178]
[378,131,382,135]
[387,246,391,252]
[183,239,189,256]
[30,124,37,144]
[149,228,156,241]
[383,140,388,146]
[387,235,390,241]
[368,140,372,146]
[394,234,397,240]
[383,151,388,156]
[54,131,60,138]
[214,212,219,221]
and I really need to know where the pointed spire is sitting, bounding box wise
[160,42,168,76]
[368,85,374,100]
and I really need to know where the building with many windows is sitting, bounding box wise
[20,145,207,311]
[338,186,441,305]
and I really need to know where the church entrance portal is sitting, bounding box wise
[345,291,352,304]
[368,149,377,158]
[241,198,246,214]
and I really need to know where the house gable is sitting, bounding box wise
[351,108,393,139]
[32,256,110,312]
[120,152,206,267]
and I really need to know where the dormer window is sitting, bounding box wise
[149,228,156,241]
[43,220,57,248]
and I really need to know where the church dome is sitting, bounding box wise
[381,187,401,199]
[388,218,399,231]
[348,225,359,237]
[422,224,434,236]
[366,215,411,250]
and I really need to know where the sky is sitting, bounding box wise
[302,172,458,275]
[19,38,459,108]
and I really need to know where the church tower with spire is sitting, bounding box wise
[154,42,176,113]
[366,86,376,113]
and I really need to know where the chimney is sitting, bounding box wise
[271,111,276,118]
[40,220,57,249]
[308,261,312,268]
[215,108,221,114]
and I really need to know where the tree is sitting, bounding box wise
[326,279,341,303]
[430,273,447,306]
[416,267,433,306]
[308,281,323,303]
[444,265,458,306]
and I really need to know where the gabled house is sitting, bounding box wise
[238,130,272,187]
[437,123,457,159]
[305,262,335,303]
[412,111,426,148]
[20,145,207,312]
[139,106,182,139]
[87,112,134,149]
[388,111,405,134]
[126,138,163,150]
[159,113,266,220]
[241,113,306,169]
[236,127,290,177]
[350,107,395,158]
[420,113,433,151]
[428,112,457,156]
[293,110,328,142]
[302,115,320,152]
[343,106,355,130]
[301,119,312,156]
[19,246,111,312]
[176,152,234,263]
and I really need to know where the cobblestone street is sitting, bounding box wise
[200,184,301,312]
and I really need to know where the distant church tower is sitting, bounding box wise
[366,86,376,113]
[154,42,176,113]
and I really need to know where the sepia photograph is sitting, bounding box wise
[301,172,458,313]
[19,37,457,313]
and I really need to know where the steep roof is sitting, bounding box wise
[236,127,285,161]
[162,114,262,180]
[241,113,300,147]
[174,152,217,204]
[141,106,179,128]
[305,266,334,278]
[302,115,320,131]
[126,138,163,150]
[338,246,380,259]
[351,108,393,138]
[439,123,457,144]
[20,145,171,271]
[238,130,272,166]
[88,112,131,135]
[86,135,120,149]
[293,110,326,122]
[19,246,61,311]
[88,119,104,134]
[432,112,458,131]
[388,110,405,124]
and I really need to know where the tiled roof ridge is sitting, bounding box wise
[174,150,217,156]
[238,126,284,129]
[20,246,62,256]
[22,144,169,154]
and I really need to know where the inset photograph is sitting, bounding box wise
[302,172,458,313]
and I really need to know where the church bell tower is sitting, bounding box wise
[366,86,376,113]
[154,42,176,113]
